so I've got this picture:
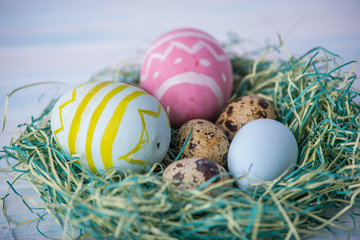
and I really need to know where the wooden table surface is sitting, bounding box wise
[1,0,360,239]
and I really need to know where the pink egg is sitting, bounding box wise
[140,28,233,128]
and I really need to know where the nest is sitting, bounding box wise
[1,39,360,240]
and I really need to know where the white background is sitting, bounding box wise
[1,0,359,239]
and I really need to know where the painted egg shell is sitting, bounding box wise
[140,28,233,128]
[228,119,298,188]
[50,81,171,174]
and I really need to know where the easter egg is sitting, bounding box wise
[228,119,298,187]
[140,28,233,128]
[50,81,171,174]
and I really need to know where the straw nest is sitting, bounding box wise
[1,38,360,240]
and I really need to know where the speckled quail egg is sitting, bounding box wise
[177,119,229,167]
[216,96,277,141]
[163,158,230,190]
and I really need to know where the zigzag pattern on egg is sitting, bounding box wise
[140,35,228,105]
[53,81,95,152]
[141,39,228,80]
[51,81,171,174]
[117,104,166,166]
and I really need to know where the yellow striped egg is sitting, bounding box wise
[50,81,171,174]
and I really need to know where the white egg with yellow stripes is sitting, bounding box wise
[51,81,171,174]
